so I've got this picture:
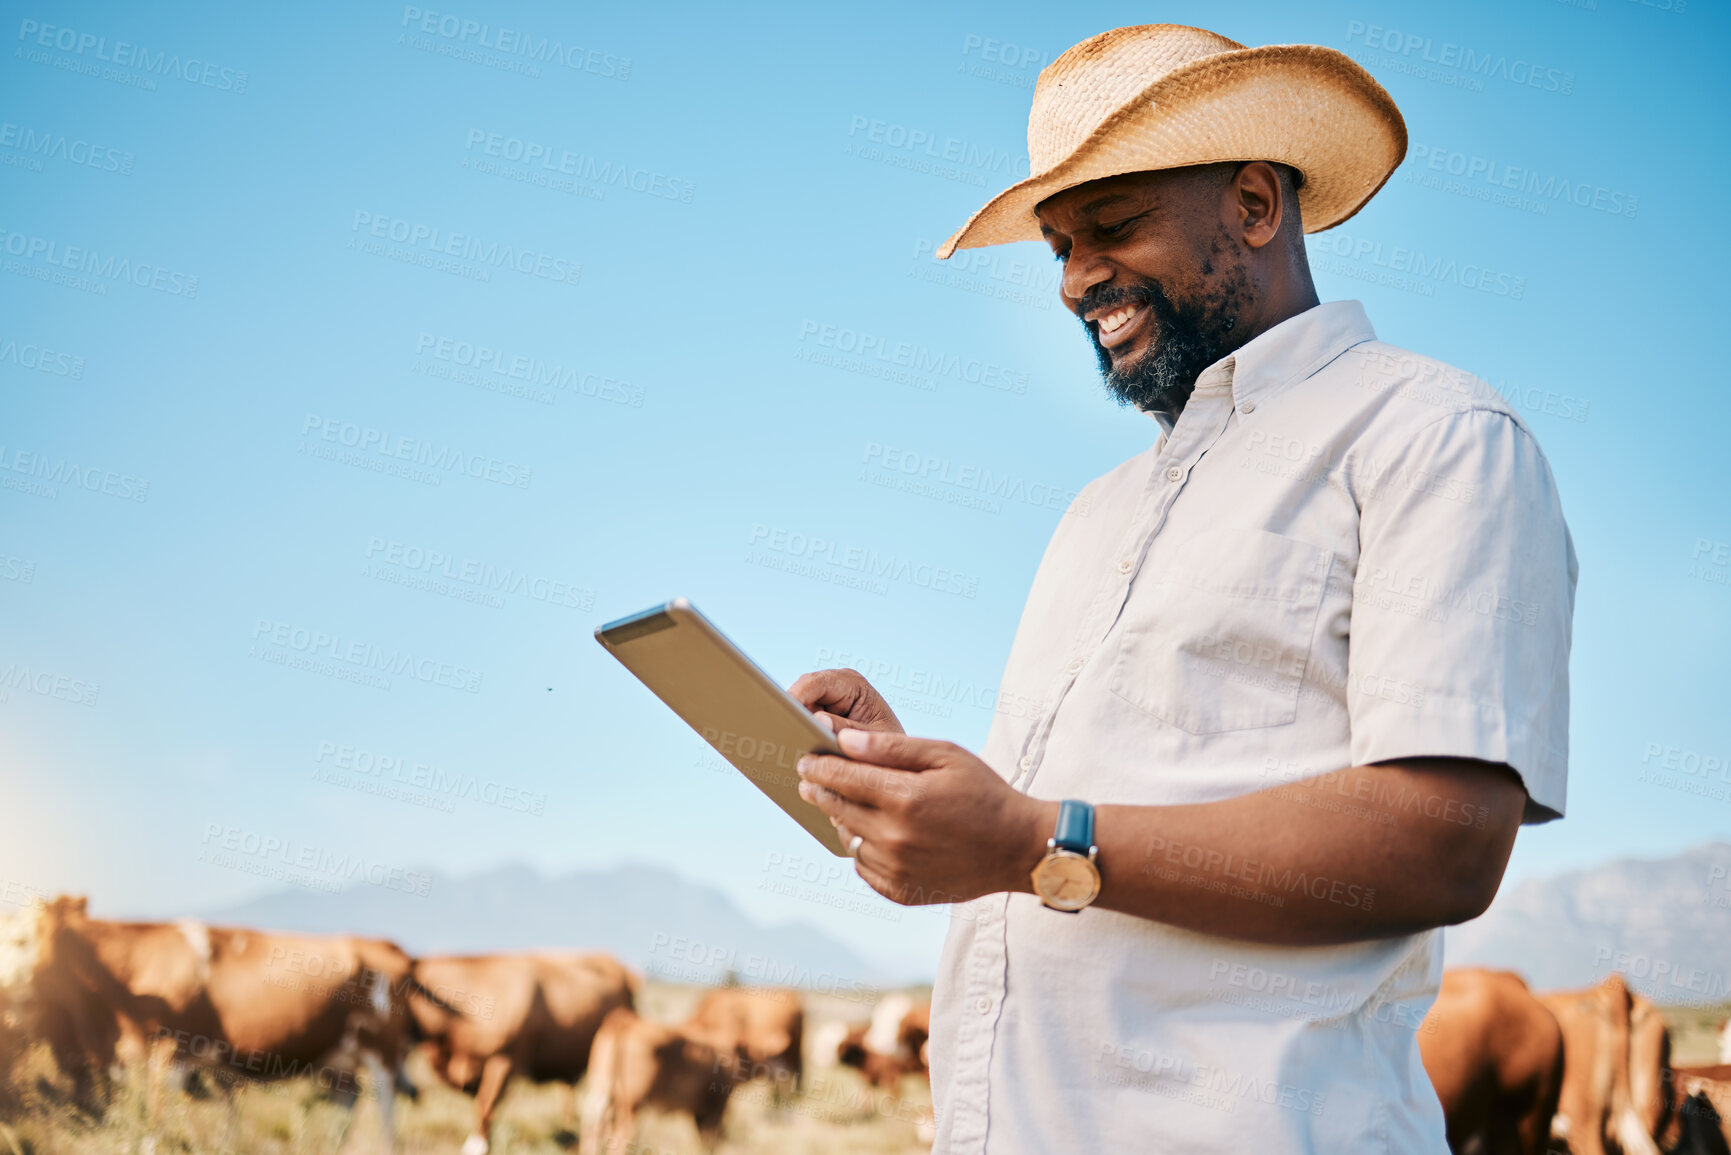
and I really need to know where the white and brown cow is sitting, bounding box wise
[814,993,931,1090]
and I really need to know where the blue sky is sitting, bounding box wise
[1,0,1725,979]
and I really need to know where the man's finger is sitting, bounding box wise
[797,753,917,807]
[798,781,888,843]
[853,857,903,904]
[836,727,956,773]
[788,669,868,715]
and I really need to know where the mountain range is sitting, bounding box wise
[203,842,1731,1007]
[1447,840,1731,1000]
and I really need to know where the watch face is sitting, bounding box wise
[1032,850,1100,912]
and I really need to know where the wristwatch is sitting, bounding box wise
[1030,799,1100,912]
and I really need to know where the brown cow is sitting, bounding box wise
[28,896,419,1141]
[1417,968,1564,1155]
[406,951,636,1155]
[1539,974,1664,1155]
[577,1005,738,1155]
[682,986,803,1095]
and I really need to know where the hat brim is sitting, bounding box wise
[936,44,1406,259]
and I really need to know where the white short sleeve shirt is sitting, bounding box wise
[929,300,1578,1154]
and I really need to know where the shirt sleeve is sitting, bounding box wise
[1347,407,1578,823]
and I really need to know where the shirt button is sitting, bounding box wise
[1166,466,1184,483]
[1239,400,1256,415]
[1066,657,1084,675]
[1117,558,1134,574]
[976,996,993,1015]
[1018,755,1033,772]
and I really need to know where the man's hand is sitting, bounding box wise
[796,728,1051,907]
[788,669,906,736]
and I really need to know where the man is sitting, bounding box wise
[789,23,1577,1155]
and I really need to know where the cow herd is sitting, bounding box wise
[2,894,1729,1154]
[0,895,930,1153]
[1420,968,1731,1154]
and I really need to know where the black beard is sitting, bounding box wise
[1081,270,1249,421]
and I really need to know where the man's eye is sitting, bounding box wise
[1052,250,1069,264]
[1100,220,1133,236]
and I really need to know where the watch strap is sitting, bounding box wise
[1052,799,1094,854]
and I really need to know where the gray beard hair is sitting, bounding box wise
[1085,268,1251,421]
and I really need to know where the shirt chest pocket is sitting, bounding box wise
[1107,528,1334,734]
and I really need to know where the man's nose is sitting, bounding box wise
[1061,250,1114,312]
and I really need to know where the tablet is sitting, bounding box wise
[595,599,850,856]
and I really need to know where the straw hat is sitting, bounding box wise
[937,24,1406,258]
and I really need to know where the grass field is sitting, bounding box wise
[5,991,1723,1154]
[1662,1001,1731,1067]
[0,983,936,1155]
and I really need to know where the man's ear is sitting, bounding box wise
[1232,162,1285,251]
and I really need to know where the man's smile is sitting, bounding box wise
[1087,302,1148,353]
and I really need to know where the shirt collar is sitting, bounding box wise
[1146,300,1377,434]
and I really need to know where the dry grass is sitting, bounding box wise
[1662,1001,1730,1067]
[0,982,934,1155]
